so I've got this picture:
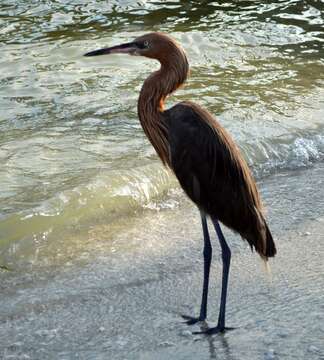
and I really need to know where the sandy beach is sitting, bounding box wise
[1,163,324,360]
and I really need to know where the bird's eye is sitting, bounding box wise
[144,40,149,48]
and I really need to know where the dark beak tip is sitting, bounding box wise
[84,49,108,57]
[84,52,96,57]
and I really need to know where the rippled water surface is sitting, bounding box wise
[0,0,324,269]
[1,1,324,263]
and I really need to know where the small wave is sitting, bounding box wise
[1,126,324,265]
[242,127,324,177]
[0,164,176,257]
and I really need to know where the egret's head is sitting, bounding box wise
[84,32,186,66]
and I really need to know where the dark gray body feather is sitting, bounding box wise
[164,101,276,258]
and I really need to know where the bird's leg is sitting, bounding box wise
[182,211,212,325]
[194,218,233,335]
[199,211,212,320]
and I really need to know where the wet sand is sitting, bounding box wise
[1,164,324,360]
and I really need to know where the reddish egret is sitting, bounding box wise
[84,32,276,334]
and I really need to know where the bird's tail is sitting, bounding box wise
[246,207,276,261]
[263,221,276,258]
[255,210,276,260]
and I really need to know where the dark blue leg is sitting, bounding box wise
[182,211,212,325]
[194,218,233,335]
[199,211,212,320]
[213,218,231,330]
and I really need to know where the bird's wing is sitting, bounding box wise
[164,101,276,258]
[165,101,257,210]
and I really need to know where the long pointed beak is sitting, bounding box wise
[84,42,138,57]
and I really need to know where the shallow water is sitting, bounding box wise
[1,162,324,360]
[1,0,324,267]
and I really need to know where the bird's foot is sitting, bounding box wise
[181,314,206,326]
[193,325,235,335]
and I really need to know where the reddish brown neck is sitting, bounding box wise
[137,50,189,166]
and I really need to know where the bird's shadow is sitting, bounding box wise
[207,334,232,360]
[179,316,234,360]
[196,325,232,360]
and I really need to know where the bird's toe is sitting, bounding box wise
[181,314,206,326]
[193,326,235,335]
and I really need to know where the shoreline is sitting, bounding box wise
[1,163,324,359]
